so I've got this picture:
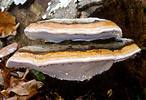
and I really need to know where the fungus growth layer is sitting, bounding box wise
[6,38,140,81]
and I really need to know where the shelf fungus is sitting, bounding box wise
[0,11,19,38]
[6,38,140,81]
[24,18,122,43]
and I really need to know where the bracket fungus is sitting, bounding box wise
[6,38,140,81]
[6,18,140,81]
[24,18,122,43]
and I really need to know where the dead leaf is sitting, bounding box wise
[0,69,4,85]
[6,96,27,100]
[50,92,64,100]
[0,42,18,58]
[0,12,19,38]
[1,77,44,100]
[6,96,18,100]
[0,61,11,88]
[107,89,113,97]
[9,76,20,88]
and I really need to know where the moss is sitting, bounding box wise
[34,70,45,82]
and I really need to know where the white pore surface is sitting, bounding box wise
[25,31,121,43]
[7,60,114,81]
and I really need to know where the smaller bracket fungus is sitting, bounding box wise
[24,18,122,43]
[6,38,140,81]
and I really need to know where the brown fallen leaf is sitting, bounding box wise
[6,96,27,100]
[0,42,18,58]
[5,96,18,100]
[0,11,19,38]
[1,76,43,100]
[107,89,113,97]
[50,92,64,100]
[0,60,11,88]
[0,69,4,85]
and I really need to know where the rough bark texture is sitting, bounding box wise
[7,0,51,47]
[89,0,146,96]
[90,0,145,47]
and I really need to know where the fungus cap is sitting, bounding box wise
[24,18,122,43]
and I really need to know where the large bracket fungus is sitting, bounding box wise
[6,18,141,81]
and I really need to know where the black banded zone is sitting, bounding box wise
[18,38,134,55]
